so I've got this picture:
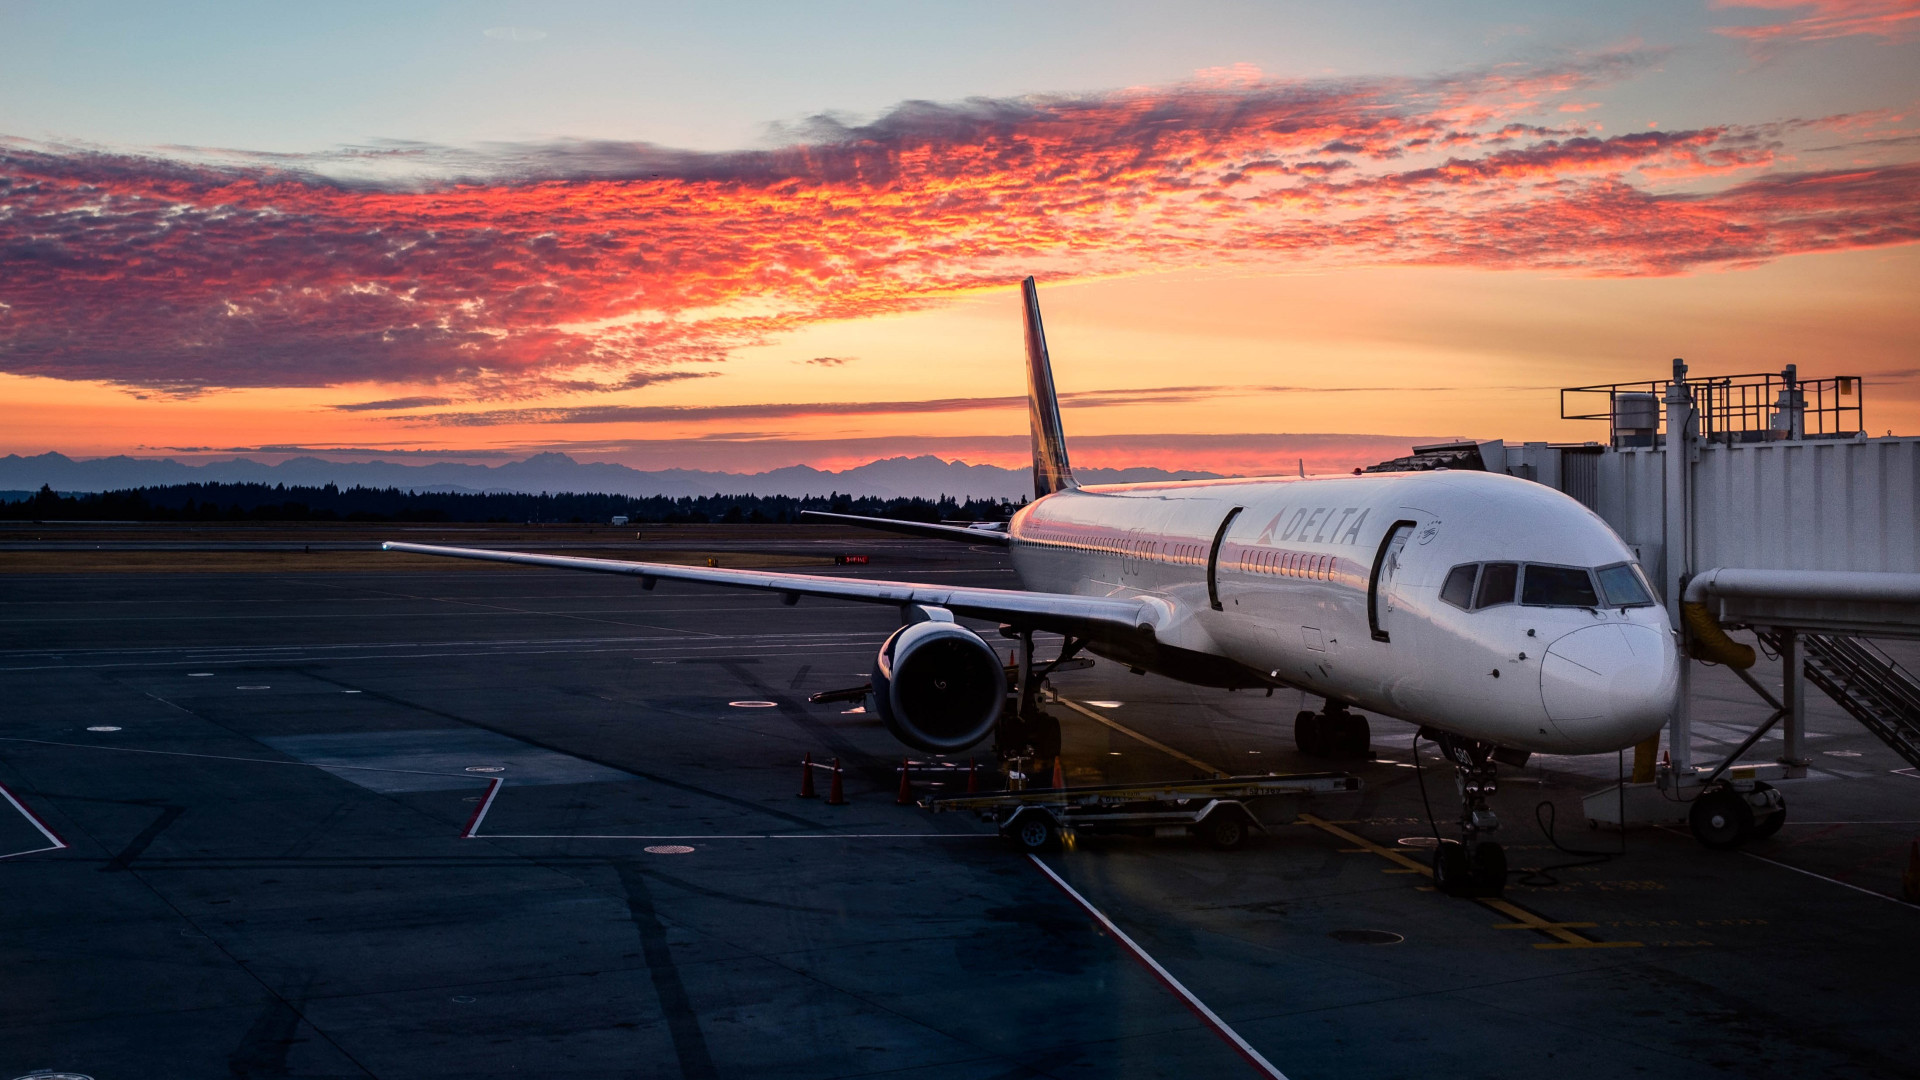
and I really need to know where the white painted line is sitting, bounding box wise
[1741,851,1914,907]
[0,780,69,860]
[473,832,990,840]
[1027,854,1289,1080]
[463,777,503,839]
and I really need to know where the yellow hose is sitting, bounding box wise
[1681,601,1755,669]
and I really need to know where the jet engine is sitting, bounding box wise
[871,620,1007,753]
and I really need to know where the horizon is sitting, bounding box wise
[3,2,1916,471]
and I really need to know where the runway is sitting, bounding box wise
[2,531,1916,1078]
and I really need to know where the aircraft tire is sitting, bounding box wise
[1432,840,1471,896]
[1471,841,1507,897]
[1333,715,1371,759]
[1688,788,1754,849]
[1294,711,1325,756]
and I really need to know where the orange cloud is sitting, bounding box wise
[1711,0,1920,43]
[0,53,1913,401]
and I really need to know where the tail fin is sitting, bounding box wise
[1022,276,1077,497]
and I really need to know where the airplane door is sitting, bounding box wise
[1367,519,1417,642]
[1206,506,1242,611]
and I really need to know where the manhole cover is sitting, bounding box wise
[1329,929,1404,945]
[1824,750,1862,757]
[465,766,506,773]
[645,845,696,855]
[450,995,476,1004]
[1397,836,1441,848]
[729,700,777,708]
[11,1073,96,1080]
[187,672,213,677]
[86,726,121,732]
[236,685,271,690]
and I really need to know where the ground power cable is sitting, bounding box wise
[1412,731,1627,887]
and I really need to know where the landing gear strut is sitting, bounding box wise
[1294,700,1371,760]
[996,628,1068,785]
[1419,727,1507,898]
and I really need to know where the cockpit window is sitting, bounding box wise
[1440,564,1477,609]
[1596,563,1655,608]
[1522,564,1599,608]
[1476,563,1518,609]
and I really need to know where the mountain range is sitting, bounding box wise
[0,452,1242,502]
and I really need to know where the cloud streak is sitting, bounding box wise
[1,52,1914,393]
[1711,0,1920,44]
[403,383,1560,426]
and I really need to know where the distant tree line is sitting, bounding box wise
[0,483,1022,524]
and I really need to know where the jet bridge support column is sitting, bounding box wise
[1777,628,1809,778]
[1663,359,1696,777]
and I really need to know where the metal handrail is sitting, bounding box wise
[1562,370,1864,443]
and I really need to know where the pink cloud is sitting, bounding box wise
[0,52,1913,396]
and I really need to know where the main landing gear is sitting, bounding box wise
[995,628,1069,785]
[1295,700,1371,760]
[1419,727,1508,898]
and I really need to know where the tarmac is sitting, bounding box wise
[2,525,1916,1079]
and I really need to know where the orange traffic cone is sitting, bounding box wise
[826,758,847,805]
[799,752,816,799]
[1050,757,1065,789]
[966,758,978,793]
[1903,839,1920,904]
[896,758,914,805]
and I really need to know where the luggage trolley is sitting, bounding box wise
[926,771,1363,853]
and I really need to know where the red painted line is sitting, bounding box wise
[1027,854,1289,1080]
[463,778,503,839]
[0,779,68,856]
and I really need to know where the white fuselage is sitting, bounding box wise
[1008,469,1678,755]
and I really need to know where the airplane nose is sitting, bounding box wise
[1539,623,1677,751]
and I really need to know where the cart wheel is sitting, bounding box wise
[1008,812,1059,853]
[1689,788,1754,849]
[1202,811,1248,851]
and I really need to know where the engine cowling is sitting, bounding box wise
[871,621,1007,753]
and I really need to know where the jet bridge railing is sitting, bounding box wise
[1562,365,1863,446]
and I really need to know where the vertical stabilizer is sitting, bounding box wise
[1022,277,1077,497]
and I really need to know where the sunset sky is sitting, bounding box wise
[3,1,1916,476]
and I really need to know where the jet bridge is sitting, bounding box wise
[1379,364,1920,844]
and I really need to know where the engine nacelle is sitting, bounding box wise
[871,621,1007,753]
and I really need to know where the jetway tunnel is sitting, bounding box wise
[1367,363,1920,844]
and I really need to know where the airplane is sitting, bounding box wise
[386,277,1680,897]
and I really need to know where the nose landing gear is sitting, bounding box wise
[1419,727,1508,898]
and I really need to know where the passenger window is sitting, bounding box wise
[1596,563,1654,607]
[1476,563,1518,609]
[1522,565,1600,607]
[1440,564,1477,609]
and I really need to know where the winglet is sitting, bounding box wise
[1022,277,1077,498]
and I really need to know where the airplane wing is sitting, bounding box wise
[381,541,1163,639]
[799,510,1010,545]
